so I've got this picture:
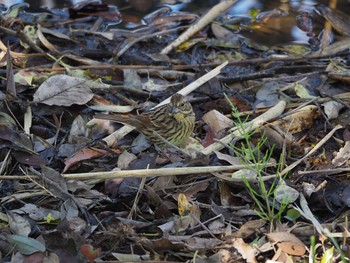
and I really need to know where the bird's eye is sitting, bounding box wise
[179,102,185,107]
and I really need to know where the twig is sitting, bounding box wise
[200,100,287,156]
[280,124,343,176]
[136,69,195,80]
[154,61,227,108]
[128,176,146,219]
[1,190,47,204]
[298,167,350,175]
[161,0,237,54]
[102,125,134,147]
[109,85,150,97]
[191,215,220,240]
[62,164,274,180]
[117,25,190,57]
[16,29,46,54]
[212,172,276,182]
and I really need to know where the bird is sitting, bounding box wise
[94,93,195,148]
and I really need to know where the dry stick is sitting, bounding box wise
[24,50,348,73]
[62,165,266,180]
[212,172,277,182]
[103,125,134,148]
[102,61,227,147]
[128,176,146,220]
[0,175,36,180]
[1,190,47,204]
[154,61,227,108]
[0,165,277,183]
[0,151,11,175]
[161,0,237,54]
[117,25,190,58]
[136,69,195,80]
[191,215,220,240]
[298,167,350,175]
[200,100,287,156]
[280,124,343,176]
[239,91,350,118]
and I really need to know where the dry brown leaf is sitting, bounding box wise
[186,237,222,250]
[277,241,306,256]
[214,151,242,165]
[117,151,137,170]
[267,232,306,256]
[63,147,109,173]
[232,238,257,263]
[267,231,302,243]
[269,105,320,134]
[232,219,266,238]
[33,75,95,106]
[202,109,233,133]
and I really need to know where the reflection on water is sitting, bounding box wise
[1,0,350,45]
[3,0,350,12]
[2,0,350,13]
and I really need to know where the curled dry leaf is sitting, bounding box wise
[202,109,233,133]
[332,141,350,167]
[323,101,344,120]
[269,105,321,134]
[232,238,257,263]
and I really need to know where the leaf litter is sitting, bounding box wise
[1,0,350,262]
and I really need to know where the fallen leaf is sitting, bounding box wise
[232,219,266,238]
[6,235,46,255]
[33,75,95,106]
[63,147,109,173]
[233,238,257,263]
[267,232,306,256]
[202,109,233,133]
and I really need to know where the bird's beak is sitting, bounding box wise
[172,106,179,114]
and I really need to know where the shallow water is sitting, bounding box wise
[1,0,350,45]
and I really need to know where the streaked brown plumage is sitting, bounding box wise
[95,94,195,148]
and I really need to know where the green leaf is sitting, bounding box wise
[6,234,46,255]
[284,208,301,221]
[249,8,260,21]
[321,246,334,263]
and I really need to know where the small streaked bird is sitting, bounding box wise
[94,93,195,148]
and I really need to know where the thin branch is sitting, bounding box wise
[161,0,237,54]
[62,164,274,180]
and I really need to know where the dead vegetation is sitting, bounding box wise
[1,0,350,262]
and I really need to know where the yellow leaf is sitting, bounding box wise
[177,193,192,216]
